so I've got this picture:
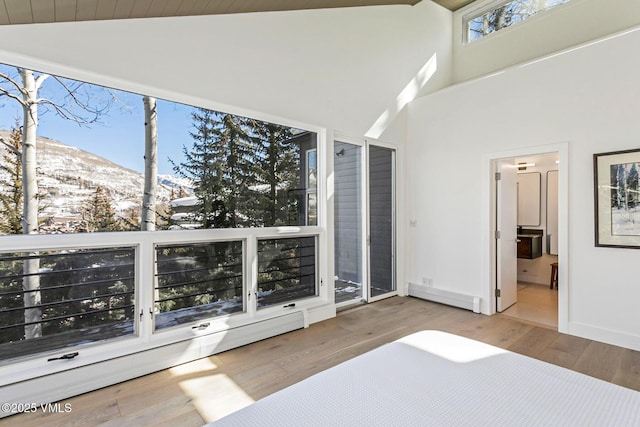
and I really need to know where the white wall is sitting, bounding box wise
[0,1,451,141]
[452,0,640,83]
[407,25,640,350]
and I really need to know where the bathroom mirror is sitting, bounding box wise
[517,172,541,226]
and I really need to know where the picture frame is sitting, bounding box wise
[594,148,640,248]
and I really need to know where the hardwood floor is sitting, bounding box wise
[502,282,558,328]
[3,296,640,426]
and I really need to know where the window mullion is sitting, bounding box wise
[246,235,258,318]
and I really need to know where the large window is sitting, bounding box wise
[0,59,325,382]
[0,247,136,362]
[257,236,317,308]
[0,59,327,411]
[154,241,244,330]
[0,63,318,236]
[466,0,570,43]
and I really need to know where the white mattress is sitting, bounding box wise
[211,330,640,426]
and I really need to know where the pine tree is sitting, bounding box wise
[172,109,257,228]
[0,124,23,235]
[172,108,310,229]
[79,186,119,232]
[216,113,257,227]
[172,108,226,228]
[252,122,298,226]
[155,202,173,230]
[119,206,141,231]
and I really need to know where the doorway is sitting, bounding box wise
[489,145,568,332]
[334,139,397,306]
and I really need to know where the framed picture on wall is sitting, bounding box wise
[594,148,640,248]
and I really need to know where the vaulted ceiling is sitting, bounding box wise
[432,0,475,10]
[0,0,476,25]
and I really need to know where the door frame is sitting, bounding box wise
[482,142,569,333]
[333,137,369,307]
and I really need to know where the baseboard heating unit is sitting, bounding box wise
[1,311,307,418]
[408,283,481,313]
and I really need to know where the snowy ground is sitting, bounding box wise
[335,279,362,304]
[611,207,640,236]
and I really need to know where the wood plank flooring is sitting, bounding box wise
[2,296,639,426]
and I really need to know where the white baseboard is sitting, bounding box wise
[408,283,481,313]
[568,321,640,352]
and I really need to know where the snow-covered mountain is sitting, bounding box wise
[158,174,193,192]
[0,130,192,232]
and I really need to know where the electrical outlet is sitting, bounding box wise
[422,277,433,287]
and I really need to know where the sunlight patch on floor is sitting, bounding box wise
[169,357,219,376]
[179,373,255,423]
[168,357,255,422]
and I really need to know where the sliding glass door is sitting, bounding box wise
[334,141,363,303]
[368,145,396,299]
[334,140,396,305]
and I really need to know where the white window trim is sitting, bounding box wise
[462,0,572,44]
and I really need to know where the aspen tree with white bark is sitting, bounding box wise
[142,95,158,231]
[0,66,110,339]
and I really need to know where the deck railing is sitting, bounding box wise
[0,228,320,364]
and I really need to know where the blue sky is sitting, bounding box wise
[0,65,193,175]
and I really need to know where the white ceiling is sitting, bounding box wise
[0,0,476,25]
[0,0,416,25]
[432,0,475,10]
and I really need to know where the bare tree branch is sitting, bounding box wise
[51,75,110,120]
[0,86,26,106]
[0,70,27,96]
[0,136,21,156]
[35,97,95,125]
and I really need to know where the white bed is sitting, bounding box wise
[211,330,640,426]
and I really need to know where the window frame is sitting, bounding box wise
[305,148,318,226]
[256,235,319,309]
[462,0,572,44]
[152,239,246,331]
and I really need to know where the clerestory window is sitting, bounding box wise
[465,0,571,43]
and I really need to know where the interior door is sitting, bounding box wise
[496,159,518,311]
[368,144,396,300]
